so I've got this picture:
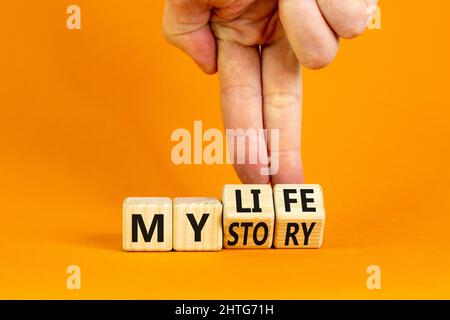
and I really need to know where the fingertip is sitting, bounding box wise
[202,67,218,75]
[299,45,339,70]
[270,172,304,185]
[268,150,304,185]
[236,167,271,184]
[318,0,370,40]
[280,0,340,71]
[195,59,217,75]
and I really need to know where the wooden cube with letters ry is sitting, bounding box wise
[273,185,325,248]
[223,184,275,249]
[173,197,223,251]
[122,197,172,251]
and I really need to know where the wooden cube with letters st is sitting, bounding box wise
[122,197,172,251]
[273,184,325,248]
[173,197,223,251]
[222,184,275,249]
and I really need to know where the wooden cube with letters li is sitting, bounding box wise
[223,184,275,249]
[273,184,325,249]
[122,197,172,251]
[173,197,223,251]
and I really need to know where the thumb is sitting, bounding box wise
[163,0,217,74]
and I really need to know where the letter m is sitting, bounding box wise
[131,214,164,242]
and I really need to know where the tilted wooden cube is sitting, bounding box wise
[273,184,325,248]
[122,197,172,251]
[223,184,275,249]
[173,198,223,251]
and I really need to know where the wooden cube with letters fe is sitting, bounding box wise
[273,185,325,249]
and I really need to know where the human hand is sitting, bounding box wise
[163,0,377,184]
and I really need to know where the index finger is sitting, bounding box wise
[262,38,304,184]
[218,40,270,184]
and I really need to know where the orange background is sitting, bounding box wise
[1,1,449,299]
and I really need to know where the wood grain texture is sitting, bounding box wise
[273,184,325,248]
[173,197,223,251]
[122,197,172,251]
[223,184,275,249]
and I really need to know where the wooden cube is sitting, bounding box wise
[223,184,275,249]
[173,198,223,251]
[273,184,325,248]
[122,197,172,251]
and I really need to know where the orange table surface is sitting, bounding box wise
[1,1,449,299]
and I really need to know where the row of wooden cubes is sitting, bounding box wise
[123,184,325,251]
